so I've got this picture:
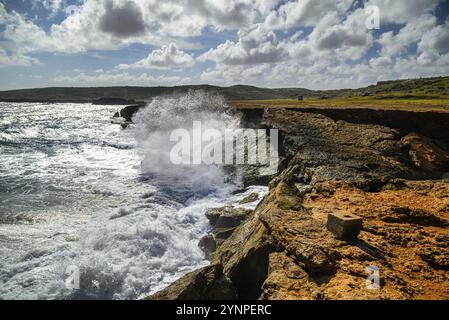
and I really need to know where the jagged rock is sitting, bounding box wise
[401,133,449,175]
[215,217,275,299]
[198,235,216,258]
[205,209,222,227]
[215,214,248,229]
[205,207,251,228]
[148,108,449,301]
[113,105,144,122]
[146,264,237,300]
[239,193,259,204]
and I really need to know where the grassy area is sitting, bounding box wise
[231,96,449,113]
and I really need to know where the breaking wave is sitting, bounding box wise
[0,93,262,300]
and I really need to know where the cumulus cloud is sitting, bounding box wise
[378,14,437,57]
[418,21,449,55]
[1,0,449,89]
[198,24,284,65]
[0,49,40,68]
[366,0,440,24]
[264,0,353,29]
[117,43,195,69]
[307,9,372,59]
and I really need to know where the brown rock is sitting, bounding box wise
[401,133,449,174]
[146,264,237,300]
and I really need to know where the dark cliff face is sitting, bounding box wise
[291,108,449,144]
[147,106,449,300]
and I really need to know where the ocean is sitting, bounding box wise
[0,92,267,299]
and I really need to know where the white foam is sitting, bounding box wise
[0,94,261,300]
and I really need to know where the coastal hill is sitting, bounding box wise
[0,76,448,105]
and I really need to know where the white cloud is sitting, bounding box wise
[418,21,449,55]
[198,24,283,65]
[41,0,63,16]
[306,9,373,60]
[117,43,195,70]
[0,49,40,68]
[366,0,440,24]
[378,14,437,57]
[1,0,449,89]
[263,0,353,29]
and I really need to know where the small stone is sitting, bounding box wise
[327,212,363,241]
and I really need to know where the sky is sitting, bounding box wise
[0,0,448,90]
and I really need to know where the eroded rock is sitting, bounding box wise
[146,264,237,300]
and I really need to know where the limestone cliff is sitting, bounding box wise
[147,108,449,300]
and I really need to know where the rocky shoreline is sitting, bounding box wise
[142,106,449,300]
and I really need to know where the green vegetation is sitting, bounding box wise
[231,96,449,113]
[231,76,449,113]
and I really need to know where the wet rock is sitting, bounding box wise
[215,214,248,229]
[113,104,144,122]
[239,193,259,204]
[198,235,216,258]
[205,207,252,228]
[205,209,222,227]
[146,264,237,300]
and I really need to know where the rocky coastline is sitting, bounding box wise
[137,106,449,300]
